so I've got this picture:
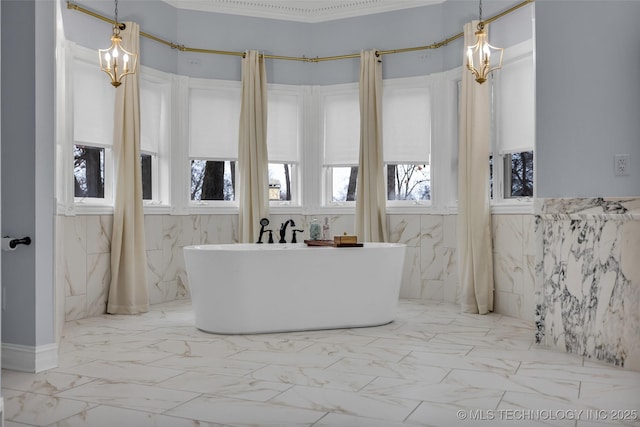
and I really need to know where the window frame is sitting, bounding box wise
[67,43,115,213]
[489,39,535,214]
[267,84,304,209]
[186,78,242,212]
[139,66,173,210]
[383,75,433,208]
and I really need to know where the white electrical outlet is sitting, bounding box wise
[614,154,630,176]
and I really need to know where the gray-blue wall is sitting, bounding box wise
[63,0,532,84]
[536,0,640,197]
[1,0,56,348]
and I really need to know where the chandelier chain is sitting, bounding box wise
[479,0,483,22]
[114,0,119,25]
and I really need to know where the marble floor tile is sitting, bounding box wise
[55,360,184,385]
[246,365,376,392]
[46,405,226,427]
[166,395,325,425]
[3,298,637,427]
[156,371,291,401]
[54,380,199,413]
[270,385,421,422]
[3,388,96,427]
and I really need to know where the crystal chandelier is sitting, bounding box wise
[98,0,137,87]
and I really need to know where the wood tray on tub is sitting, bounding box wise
[304,240,363,248]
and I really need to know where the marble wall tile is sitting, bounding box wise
[144,215,164,251]
[388,215,421,247]
[536,197,640,371]
[443,215,457,249]
[325,214,355,237]
[399,246,421,299]
[86,253,110,317]
[86,216,112,254]
[65,295,87,321]
[420,215,444,281]
[200,214,237,244]
[492,215,524,295]
[422,279,444,301]
[63,216,87,298]
[443,247,459,304]
[494,290,523,320]
[146,249,165,305]
[59,211,537,324]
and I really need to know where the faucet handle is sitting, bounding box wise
[291,229,304,244]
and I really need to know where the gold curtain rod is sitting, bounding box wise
[67,0,533,62]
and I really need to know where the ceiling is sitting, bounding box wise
[162,0,445,23]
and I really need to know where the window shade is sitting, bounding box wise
[323,90,360,166]
[383,86,431,164]
[497,55,534,154]
[267,91,299,163]
[140,78,170,154]
[73,59,115,146]
[189,87,240,160]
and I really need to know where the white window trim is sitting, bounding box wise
[490,39,535,213]
[64,42,115,215]
[185,77,241,214]
[58,42,533,218]
[268,83,304,211]
[140,65,174,212]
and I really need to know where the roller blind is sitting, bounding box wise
[189,86,241,160]
[267,90,299,163]
[73,58,115,146]
[323,89,360,166]
[497,54,534,154]
[140,77,170,154]
[383,86,431,164]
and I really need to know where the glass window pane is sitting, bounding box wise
[268,163,294,201]
[331,166,358,202]
[507,151,534,197]
[386,164,430,201]
[74,145,104,198]
[191,160,235,201]
[141,154,152,200]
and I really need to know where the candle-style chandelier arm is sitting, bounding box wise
[465,0,504,84]
[98,0,138,87]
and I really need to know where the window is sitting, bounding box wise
[505,151,533,197]
[188,81,241,203]
[267,86,302,204]
[74,145,105,198]
[140,70,172,204]
[383,81,431,203]
[72,56,115,203]
[493,42,535,202]
[320,84,360,204]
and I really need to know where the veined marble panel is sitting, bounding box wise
[388,215,421,247]
[63,215,87,298]
[86,216,112,254]
[420,215,444,282]
[536,197,640,371]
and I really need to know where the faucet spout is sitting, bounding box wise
[279,219,295,243]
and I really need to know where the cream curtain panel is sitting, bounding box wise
[238,50,269,243]
[355,50,387,242]
[457,21,494,314]
[108,22,149,314]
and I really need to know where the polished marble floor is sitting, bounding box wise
[3,299,640,427]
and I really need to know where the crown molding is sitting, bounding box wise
[163,0,444,23]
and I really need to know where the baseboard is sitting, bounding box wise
[2,342,58,373]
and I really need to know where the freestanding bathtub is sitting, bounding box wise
[183,242,406,334]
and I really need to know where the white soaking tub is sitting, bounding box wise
[183,242,406,334]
